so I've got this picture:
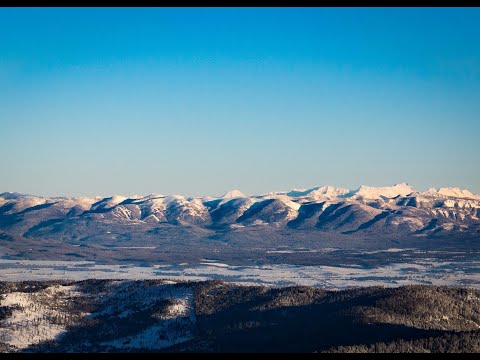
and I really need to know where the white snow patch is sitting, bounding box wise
[438,187,477,199]
[199,262,230,267]
[221,189,246,199]
[115,246,156,249]
[99,285,195,350]
[350,183,416,199]
[0,285,86,349]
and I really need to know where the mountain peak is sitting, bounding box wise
[222,190,245,199]
[353,183,416,199]
[0,192,25,200]
[437,187,476,199]
[286,187,319,197]
[286,186,349,198]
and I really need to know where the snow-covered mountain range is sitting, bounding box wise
[1,183,479,240]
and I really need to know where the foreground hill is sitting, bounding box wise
[0,280,479,352]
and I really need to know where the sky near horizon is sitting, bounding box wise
[1,7,479,198]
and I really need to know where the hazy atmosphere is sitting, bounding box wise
[1,7,479,197]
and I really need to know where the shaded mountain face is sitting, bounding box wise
[0,184,479,243]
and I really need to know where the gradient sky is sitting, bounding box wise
[1,7,479,198]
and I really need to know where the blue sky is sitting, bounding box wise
[1,7,479,197]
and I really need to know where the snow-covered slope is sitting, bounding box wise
[1,183,479,238]
[0,280,196,352]
[221,189,246,199]
[437,187,478,199]
[287,186,349,199]
[346,182,416,199]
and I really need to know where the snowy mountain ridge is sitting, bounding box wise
[1,183,479,239]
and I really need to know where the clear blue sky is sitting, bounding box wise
[1,7,479,197]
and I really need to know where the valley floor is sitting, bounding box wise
[1,246,479,288]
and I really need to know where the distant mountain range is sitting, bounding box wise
[1,183,479,242]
